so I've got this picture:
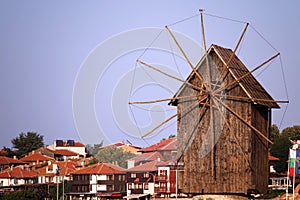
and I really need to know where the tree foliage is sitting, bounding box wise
[270,136,291,173]
[270,124,280,142]
[281,125,300,140]
[86,141,103,156]
[2,189,42,200]
[95,146,136,168]
[11,132,44,158]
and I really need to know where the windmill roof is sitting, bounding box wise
[139,137,177,152]
[71,162,126,175]
[170,44,279,108]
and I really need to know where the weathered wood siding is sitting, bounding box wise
[176,49,269,194]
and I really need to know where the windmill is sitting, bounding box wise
[129,9,288,195]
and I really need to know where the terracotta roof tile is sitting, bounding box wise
[54,149,78,156]
[139,137,177,152]
[0,156,25,165]
[126,160,161,172]
[20,153,54,162]
[72,163,126,175]
[0,166,38,178]
[129,152,163,163]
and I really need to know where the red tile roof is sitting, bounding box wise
[72,163,126,175]
[0,166,38,178]
[0,156,25,165]
[268,154,279,161]
[54,149,78,156]
[20,153,54,162]
[129,152,163,163]
[139,137,177,152]
[127,160,162,172]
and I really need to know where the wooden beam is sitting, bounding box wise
[137,59,203,92]
[213,52,280,95]
[165,25,207,89]
[129,95,199,105]
[212,23,249,91]
[215,97,273,144]
[141,95,208,138]
[214,93,289,104]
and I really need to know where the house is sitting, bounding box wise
[126,160,159,199]
[100,140,141,155]
[0,166,38,187]
[0,156,25,171]
[170,44,279,194]
[19,152,54,167]
[67,162,126,200]
[127,152,163,169]
[53,149,80,161]
[37,161,77,184]
[47,139,86,157]
[138,137,177,161]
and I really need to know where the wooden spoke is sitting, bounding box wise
[165,25,208,90]
[137,59,204,92]
[141,94,208,138]
[177,97,210,161]
[129,94,200,105]
[214,93,289,104]
[215,97,273,144]
[212,23,249,91]
[213,52,280,95]
[212,98,253,171]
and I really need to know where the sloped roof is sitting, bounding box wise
[171,44,279,108]
[72,162,126,175]
[20,153,54,162]
[54,149,78,156]
[0,156,25,165]
[126,160,162,172]
[0,166,38,178]
[128,152,163,163]
[139,137,177,153]
[268,153,279,161]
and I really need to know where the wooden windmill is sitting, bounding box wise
[129,10,288,195]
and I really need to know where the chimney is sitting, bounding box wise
[157,156,161,162]
[13,156,17,160]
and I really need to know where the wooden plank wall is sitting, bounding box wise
[177,50,269,195]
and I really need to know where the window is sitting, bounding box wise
[131,173,136,178]
[107,175,114,181]
[138,183,143,189]
[160,170,167,176]
[144,183,149,190]
[144,172,149,178]
[128,183,132,190]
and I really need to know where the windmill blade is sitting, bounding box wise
[214,93,289,104]
[137,59,204,92]
[213,52,280,95]
[129,95,200,105]
[215,97,273,144]
[141,95,208,138]
[165,25,208,90]
[212,23,249,91]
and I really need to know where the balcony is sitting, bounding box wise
[155,175,168,182]
[70,180,90,185]
[155,187,169,193]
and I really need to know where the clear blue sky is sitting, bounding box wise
[0,1,299,148]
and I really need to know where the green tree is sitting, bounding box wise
[86,141,103,156]
[2,189,42,200]
[49,180,71,200]
[270,136,291,173]
[281,125,300,140]
[11,132,44,158]
[270,124,280,142]
[95,146,136,168]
